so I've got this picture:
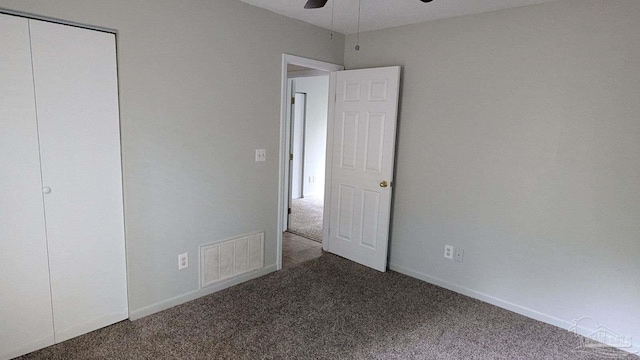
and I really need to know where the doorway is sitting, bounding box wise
[279,56,402,273]
[288,77,328,241]
[284,68,328,267]
[277,55,343,270]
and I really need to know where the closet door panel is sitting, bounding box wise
[29,19,128,342]
[0,14,55,358]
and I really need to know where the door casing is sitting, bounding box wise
[277,54,343,270]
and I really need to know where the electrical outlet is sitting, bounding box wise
[455,248,464,263]
[178,253,189,270]
[444,245,454,260]
[255,149,266,162]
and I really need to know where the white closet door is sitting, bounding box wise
[29,19,128,342]
[0,14,55,359]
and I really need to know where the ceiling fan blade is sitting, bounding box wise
[304,0,329,9]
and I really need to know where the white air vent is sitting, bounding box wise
[200,232,264,288]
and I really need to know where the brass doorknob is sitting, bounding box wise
[379,181,389,188]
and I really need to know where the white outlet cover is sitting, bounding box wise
[178,252,189,270]
[444,245,454,260]
[255,149,266,162]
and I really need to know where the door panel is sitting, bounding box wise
[361,190,380,249]
[337,185,356,240]
[29,19,128,342]
[364,113,385,173]
[0,14,55,358]
[327,67,400,272]
[340,112,359,168]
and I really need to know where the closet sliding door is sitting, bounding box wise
[29,19,128,342]
[0,14,55,359]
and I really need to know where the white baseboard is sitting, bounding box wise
[129,264,277,321]
[389,263,639,356]
[1,334,54,360]
[55,312,128,343]
[1,313,129,360]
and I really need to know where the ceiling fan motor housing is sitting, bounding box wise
[304,0,329,9]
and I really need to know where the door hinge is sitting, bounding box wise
[291,96,295,105]
[289,153,293,161]
[288,207,292,214]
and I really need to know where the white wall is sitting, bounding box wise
[0,0,344,317]
[292,75,329,197]
[345,0,639,351]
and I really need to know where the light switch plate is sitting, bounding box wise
[255,149,266,162]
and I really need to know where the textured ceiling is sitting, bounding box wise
[239,0,557,34]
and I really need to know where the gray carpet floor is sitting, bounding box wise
[18,254,636,360]
[288,195,324,243]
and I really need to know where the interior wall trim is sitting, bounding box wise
[389,263,639,356]
[128,265,276,321]
[0,8,116,34]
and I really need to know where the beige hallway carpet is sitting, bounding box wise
[288,195,323,243]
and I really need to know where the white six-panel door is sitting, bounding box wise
[327,66,401,272]
[29,19,128,343]
[0,14,56,359]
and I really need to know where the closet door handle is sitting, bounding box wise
[42,186,51,194]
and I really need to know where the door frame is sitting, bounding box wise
[290,92,306,202]
[277,54,343,270]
